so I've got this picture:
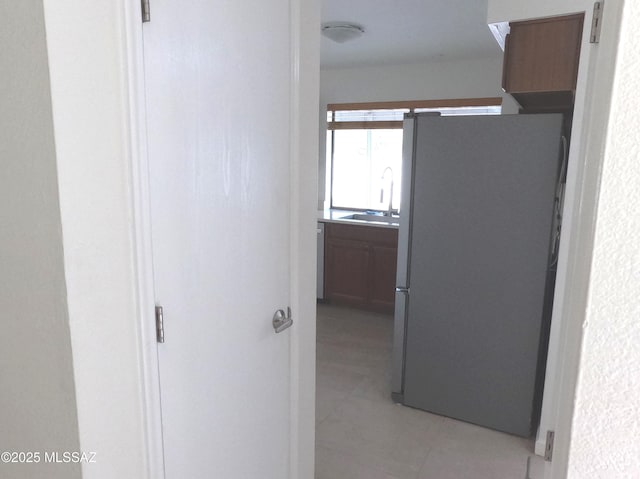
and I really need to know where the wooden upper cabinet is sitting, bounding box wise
[502,13,584,110]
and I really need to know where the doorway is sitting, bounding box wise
[313,2,614,478]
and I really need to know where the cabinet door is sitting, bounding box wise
[503,14,584,94]
[369,244,398,312]
[325,238,370,307]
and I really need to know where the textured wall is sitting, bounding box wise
[0,2,81,478]
[567,1,640,476]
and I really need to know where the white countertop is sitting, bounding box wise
[317,209,399,229]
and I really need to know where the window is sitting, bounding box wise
[331,128,403,211]
[327,98,502,212]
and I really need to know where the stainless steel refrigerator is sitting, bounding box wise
[392,113,565,438]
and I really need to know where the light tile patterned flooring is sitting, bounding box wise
[315,303,536,479]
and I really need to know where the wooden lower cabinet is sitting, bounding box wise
[324,222,398,313]
[325,238,369,308]
[369,244,398,310]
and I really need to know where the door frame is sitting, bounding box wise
[121,1,165,477]
[542,2,626,477]
[120,0,320,477]
[490,0,626,473]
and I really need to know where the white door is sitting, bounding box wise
[142,1,292,477]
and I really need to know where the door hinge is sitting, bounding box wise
[590,1,604,43]
[155,305,165,343]
[141,0,151,23]
[544,430,555,462]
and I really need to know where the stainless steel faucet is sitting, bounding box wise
[380,167,394,216]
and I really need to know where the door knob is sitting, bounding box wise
[273,307,293,333]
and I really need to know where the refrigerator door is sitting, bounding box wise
[402,114,563,437]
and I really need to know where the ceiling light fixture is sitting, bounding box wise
[321,22,365,43]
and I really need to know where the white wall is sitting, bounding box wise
[567,1,640,475]
[0,2,81,478]
[42,1,151,477]
[319,55,506,207]
[488,0,588,23]
[321,55,504,104]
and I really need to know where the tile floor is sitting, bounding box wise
[315,303,537,479]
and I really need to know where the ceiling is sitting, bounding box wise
[321,0,501,69]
